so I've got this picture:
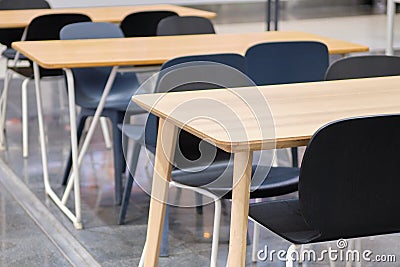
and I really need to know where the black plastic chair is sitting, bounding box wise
[245,41,330,168]
[120,54,299,266]
[120,11,178,37]
[325,55,400,80]
[60,22,141,205]
[249,114,400,266]
[156,16,215,36]
[0,0,50,59]
[245,41,329,85]
[1,13,91,158]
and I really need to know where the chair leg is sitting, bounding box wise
[109,111,125,204]
[160,205,169,257]
[354,239,362,267]
[345,240,355,267]
[297,244,305,265]
[118,174,133,225]
[118,141,141,225]
[21,78,30,158]
[251,198,262,262]
[286,244,297,267]
[169,181,221,267]
[195,192,203,214]
[100,117,112,149]
[0,69,12,146]
[291,147,298,167]
[329,242,336,267]
[210,198,221,267]
[62,114,88,185]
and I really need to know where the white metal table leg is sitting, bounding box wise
[22,78,30,158]
[62,67,118,205]
[33,63,82,229]
[64,68,82,228]
[387,0,397,55]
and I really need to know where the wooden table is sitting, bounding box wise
[14,31,368,69]
[0,4,216,28]
[0,4,215,153]
[132,75,400,266]
[11,31,368,230]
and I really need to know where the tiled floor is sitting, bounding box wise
[1,2,400,267]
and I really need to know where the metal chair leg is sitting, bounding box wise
[251,198,262,262]
[286,244,297,267]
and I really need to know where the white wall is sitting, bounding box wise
[47,0,266,8]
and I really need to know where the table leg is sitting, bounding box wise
[387,0,396,55]
[64,68,82,227]
[62,67,118,205]
[33,63,81,229]
[227,151,253,266]
[33,63,50,193]
[144,118,178,267]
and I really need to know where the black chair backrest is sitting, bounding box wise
[26,13,91,41]
[0,0,50,9]
[245,41,329,86]
[0,0,50,48]
[25,13,91,76]
[144,54,248,169]
[325,55,400,80]
[157,16,215,36]
[120,11,178,37]
[299,115,400,240]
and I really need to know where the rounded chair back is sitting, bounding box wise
[325,55,400,80]
[245,41,329,85]
[0,0,50,48]
[144,54,248,168]
[157,16,215,36]
[299,115,400,240]
[60,22,138,109]
[120,11,178,37]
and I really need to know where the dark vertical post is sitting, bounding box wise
[274,0,279,30]
[267,0,272,31]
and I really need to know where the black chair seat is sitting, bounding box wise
[172,165,299,199]
[8,66,33,78]
[9,66,62,78]
[2,48,29,60]
[249,199,320,244]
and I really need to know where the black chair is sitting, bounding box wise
[156,16,215,36]
[0,0,50,60]
[60,22,141,205]
[249,114,400,266]
[245,41,330,168]
[1,13,91,158]
[120,54,299,266]
[120,11,178,37]
[325,55,400,80]
[245,41,329,86]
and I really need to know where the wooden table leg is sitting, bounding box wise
[144,118,178,267]
[227,151,253,266]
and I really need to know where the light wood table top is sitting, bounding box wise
[12,31,369,68]
[133,75,400,152]
[0,4,216,28]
